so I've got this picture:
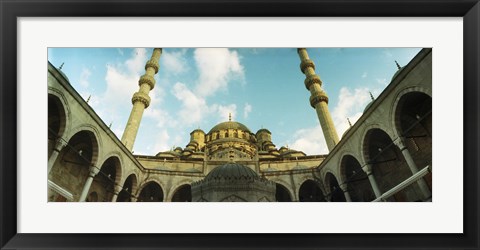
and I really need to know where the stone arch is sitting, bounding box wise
[170,184,192,202]
[137,180,164,202]
[392,90,432,191]
[267,177,295,201]
[65,124,104,158]
[86,191,98,202]
[336,150,361,183]
[362,127,424,201]
[88,156,121,202]
[48,93,68,158]
[339,154,375,202]
[48,129,100,201]
[390,87,432,139]
[324,172,346,202]
[298,179,326,202]
[275,183,292,202]
[117,173,138,202]
[359,124,395,165]
[97,152,124,186]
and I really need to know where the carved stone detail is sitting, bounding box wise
[145,59,160,74]
[300,59,315,73]
[138,74,156,89]
[304,74,322,90]
[309,91,329,107]
[131,91,151,108]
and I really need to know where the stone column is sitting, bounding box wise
[362,164,382,198]
[339,183,352,202]
[48,138,66,174]
[297,48,339,151]
[289,173,298,201]
[395,139,431,199]
[79,167,99,202]
[111,185,122,202]
[121,48,162,151]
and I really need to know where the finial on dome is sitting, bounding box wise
[59,62,64,70]
[369,91,375,101]
[229,113,232,121]
[347,118,352,127]
[395,60,401,70]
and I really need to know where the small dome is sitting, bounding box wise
[57,67,70,82]
[391,67,404,81]
[342,127,352,138]
[208,121,251,134]
[205,162,258,181]
[190,129,205,135]
[256,128,271,135]
[364,101,374,112]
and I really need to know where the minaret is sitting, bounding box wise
[297,48,339,151]
[121,48,162,151]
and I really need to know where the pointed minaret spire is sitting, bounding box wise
[395,60,402,70]
[347,118,352,127]
[122,48,162,151]
[369,91,375,101]
[297,48,339,152]
[229,113,232,121]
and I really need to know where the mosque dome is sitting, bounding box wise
[364,101,374,112]
[56,64,69,82]
[391,60,405,81]
[204,162,258,181]
[391,66,404,81]
[342,127,352,138]
[207,121,252,134]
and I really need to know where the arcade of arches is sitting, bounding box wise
[47,48,432,202]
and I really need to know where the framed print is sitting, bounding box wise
[1,0,479,249]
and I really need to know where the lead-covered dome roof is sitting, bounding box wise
[205,162,258,181]
[207,121,251,134]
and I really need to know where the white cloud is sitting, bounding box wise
[144,107,178,128]
[171,82,210,125]
[290,126,329,155]
[383,49,393,58]
[79,67,91,88]
[213,104,237,122]
[84,48,152,142]
[152,129,171,153]
[125,48,148,75]
[331,87,371,138]
[376,78,388,85]
[194,48,244,97]
[243,103,252,119]
[362,72,368,78]
[162,49,188,74]
[288,87,371,155]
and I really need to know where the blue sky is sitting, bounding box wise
[48,47,421,155]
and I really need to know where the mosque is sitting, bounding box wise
[47,48,432,202]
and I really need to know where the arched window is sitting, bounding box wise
[275,183,292,202]
[171,184,192,202]
[137,181,164,202]
[340,155,375,201]
[299,180,326,202]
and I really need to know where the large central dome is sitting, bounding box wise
[207,121,251,134]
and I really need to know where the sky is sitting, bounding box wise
[47,47,421,156]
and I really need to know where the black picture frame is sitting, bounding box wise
[1,0,479,249]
